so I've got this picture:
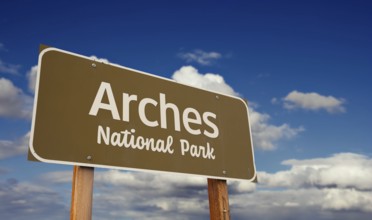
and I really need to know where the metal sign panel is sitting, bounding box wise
[29,47,256,181]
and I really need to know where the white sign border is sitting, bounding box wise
[29,47,257,182]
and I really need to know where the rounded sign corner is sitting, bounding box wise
[236,97,249,107]
[29,143,49,163]
[248,170,258,183]
[39,47,59,58]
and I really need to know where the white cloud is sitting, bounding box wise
[42,169,253,198]
[41,169,210,219]
[178,49,222,65]
[90,55,109,63]
[27,65,38,93]
[96,170,206,189]
[41,169,249,202]
[0,78,33,119]
[96,170,370,217]
[40,171,72,184]
[322,188,372,212]
[0,59,21,75]
[229,152,372,218]
[282,90,346,113]
[43,169,206,190]
[172,66,303,150]
[249,108,304,150]
[231,188,372,219]
[259,153,372,190]
[229,180,256,193]
[35,152,372,219]
[0,179,68,220]
[0,132,30,160]
[41,170,209,219]
[172,66,238,96]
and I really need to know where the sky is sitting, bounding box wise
[1,0,372,219]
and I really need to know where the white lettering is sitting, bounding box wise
[97,125,110,145]
[89,82,120,120]
[139,98,159,127]
[183,107,202,135]
[203,112,219,138]
[160,93,181,131]
[90,83,220,139]
[122,93,137,122]
[97,125,174,154]
[179,139,215,160]
[180,139,190,156]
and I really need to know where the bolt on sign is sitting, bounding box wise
[29,46,256,181]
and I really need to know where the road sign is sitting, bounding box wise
[29,46,256,181]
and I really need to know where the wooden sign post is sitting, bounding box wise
[70,166,94,220]
[208,178,230,220]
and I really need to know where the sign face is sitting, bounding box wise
[29,47,256,181]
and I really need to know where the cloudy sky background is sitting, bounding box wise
[1,1,372,219]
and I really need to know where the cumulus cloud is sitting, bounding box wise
[43,169,206,191]
[230,188,372,219]
[231,188,322,219]
[96,170,206,189]
[26,65,38,93]
[42,169,251,218]
[249,108,304,150]
[0,59,21,75]
[90,55,109,63]
[0,179,68,220]
[229,152,372,218]
[36,152,372,219]
[43,169,205,189]
[172,66,303,150]
[259,152,372,191]
[39,171,72,184]
[93,186,209,220]
[0,78,33,119]
[0,132,30,160]
[322,188,372,212]
[282,90,346,113]
[178,49,222,66]
[229,180,256,193]
[42,169,210,219]
[95,169,370,218]
[172,66,238,96]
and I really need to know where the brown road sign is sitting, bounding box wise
[29,46,256,181]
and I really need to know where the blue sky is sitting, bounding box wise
[1,0,372,219]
